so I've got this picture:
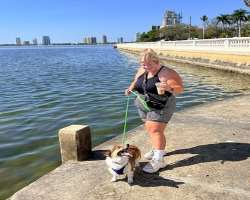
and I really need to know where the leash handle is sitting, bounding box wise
[130,90,151,112]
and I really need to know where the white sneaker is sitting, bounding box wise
[142,158,167,173]
[144,150,167,160]
[144,150,154,160]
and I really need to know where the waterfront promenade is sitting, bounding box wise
[117,37,250,75]
[9,94,250,200]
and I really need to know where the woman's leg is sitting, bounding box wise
[143,121,167,173]
[145,121,166,150]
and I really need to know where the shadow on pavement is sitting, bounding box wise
[133,165,185,188]
[163,142,250,170]
[89,150,110,160]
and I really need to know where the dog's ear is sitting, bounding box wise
[127,146,141,159]
[111,145,122,153]
[110,145,123,157]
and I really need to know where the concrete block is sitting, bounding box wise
[58,125,92,163]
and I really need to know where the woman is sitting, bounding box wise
[125,48,184,173]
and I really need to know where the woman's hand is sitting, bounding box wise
[125,88,132,96]
[159,82,173,93]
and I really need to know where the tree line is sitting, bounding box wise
[138,9,250,42]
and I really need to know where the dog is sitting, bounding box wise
[105,144,141,184]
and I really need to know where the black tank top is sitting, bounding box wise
[134,66,171,96]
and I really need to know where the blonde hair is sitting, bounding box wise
[141,48,160,64]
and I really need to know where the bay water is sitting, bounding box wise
[0,45,250,199]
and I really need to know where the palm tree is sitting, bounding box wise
[232,9,248,37]
[216,14,231,30]
[200,15,208,39]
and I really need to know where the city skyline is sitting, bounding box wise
[13,35,114,46]
[0,0,248,44]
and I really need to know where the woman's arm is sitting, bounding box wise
[125,66,145,95]
[159,68,184,95]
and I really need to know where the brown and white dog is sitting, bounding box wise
[105,144,141,184]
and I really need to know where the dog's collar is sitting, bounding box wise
[112,166,126,175]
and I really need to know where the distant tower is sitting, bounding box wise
[102,35,107,44]
[23,41,30,45]
[42,36,51,45]
[33,38,38,45]
[117,37,123,43]
[87,37,91,44]
[16,37,21,46]
[161,10,182,28]
[83,37,88,44]
[136,32,141,42]
[91,37,97,44]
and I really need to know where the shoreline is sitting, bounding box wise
[117,46,250,75]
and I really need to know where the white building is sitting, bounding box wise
[161,10,182,28]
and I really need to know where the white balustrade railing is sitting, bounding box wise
[117,37,250,53]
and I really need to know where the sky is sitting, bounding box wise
[0,0,248,44]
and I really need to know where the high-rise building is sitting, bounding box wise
[117,37,123,43]
[33,38,38,45]
[84,37,97,44]
[87,37,91,44]
[16,37,21,46]
[136,33,141,42]
[83,37,88,44]
[23,41,30,45]
[91,37,97,44]
[161,10,182,28]
[102,35,107,44]
[42,36,51,45]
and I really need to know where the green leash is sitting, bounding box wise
[130,90,151,112]
[121,90,151,146]
[122,95,130,146]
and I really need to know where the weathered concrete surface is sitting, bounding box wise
[10,95,250,200]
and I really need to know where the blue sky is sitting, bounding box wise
[0,0,248,44]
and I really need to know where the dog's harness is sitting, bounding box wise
[112,166,126,175]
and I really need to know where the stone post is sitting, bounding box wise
[58,125,92,163]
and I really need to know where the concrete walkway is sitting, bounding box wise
[10,95,250,200]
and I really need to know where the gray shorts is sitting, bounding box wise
[134,94,176,123]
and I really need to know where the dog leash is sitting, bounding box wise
[130,90,151,112]
[122,95,130,147]
[121,90,150,147]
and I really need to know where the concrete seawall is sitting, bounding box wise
[9,94,250,200]
[117,46,250,75]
